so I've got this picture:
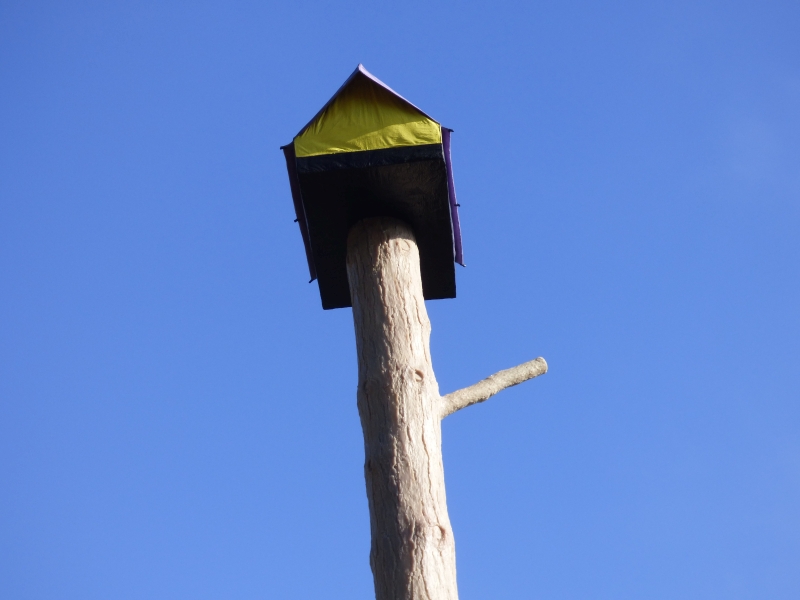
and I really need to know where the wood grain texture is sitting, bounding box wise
[347,218,458,600]
[441,357,548,418]
[347,217,547,599]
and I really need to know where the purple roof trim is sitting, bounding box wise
[294,64,438,139]
[354,65,437,121]
[281,144,317,281]
[442,128,464,266]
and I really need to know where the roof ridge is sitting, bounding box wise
[294,64,437,138]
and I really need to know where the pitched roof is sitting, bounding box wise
[293,64,442,158]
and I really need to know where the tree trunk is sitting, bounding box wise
[346,217,459,600]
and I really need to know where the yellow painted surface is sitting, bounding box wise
[294,74,441,158]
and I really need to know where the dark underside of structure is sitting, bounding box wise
[296,147,456,310]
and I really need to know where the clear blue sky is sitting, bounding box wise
[1,1,798,598]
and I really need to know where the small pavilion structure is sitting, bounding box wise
[282,64,463,309]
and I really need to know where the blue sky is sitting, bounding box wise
[1,1,798,598]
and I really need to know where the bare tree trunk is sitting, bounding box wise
[347,217,547,600]
[347,218,458,600]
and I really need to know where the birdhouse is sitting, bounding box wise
[282,65,463,310]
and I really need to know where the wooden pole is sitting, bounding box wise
[346,217,547,600]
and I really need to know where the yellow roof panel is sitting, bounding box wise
[294,68,441,158]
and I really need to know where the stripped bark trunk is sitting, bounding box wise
[347,218,458,600]
[346,217,547,600]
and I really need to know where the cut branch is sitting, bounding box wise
[441,357,548,418]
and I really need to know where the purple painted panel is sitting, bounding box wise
[442,128,464,266]
[281,144,317,281]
